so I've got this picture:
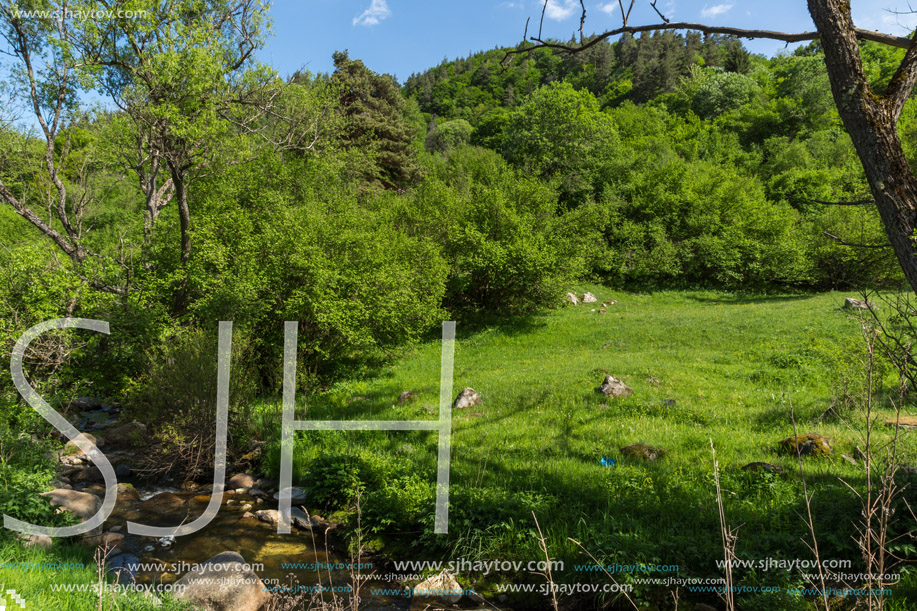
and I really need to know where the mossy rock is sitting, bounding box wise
[620,443,664,461]
[778,433,831,457]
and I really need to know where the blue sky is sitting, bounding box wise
[258,0,917,82]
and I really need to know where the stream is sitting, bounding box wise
[61,399,422,610]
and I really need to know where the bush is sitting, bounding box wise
[390,145,597,312]
[127,326,259,481]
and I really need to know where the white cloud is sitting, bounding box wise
[598,2,617,15]
[353,0,391,26]
[544,0,578,21]
[700,2,733,18]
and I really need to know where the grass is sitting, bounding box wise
[254,288,917,609]
[0,535,187,610]
[4,287,916,610]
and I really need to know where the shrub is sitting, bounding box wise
[127,326,259,481]
[390,145,598,313]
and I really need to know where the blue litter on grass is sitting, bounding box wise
[600,457,616,467]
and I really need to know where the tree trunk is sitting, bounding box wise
[169,167,192,264]
[809,0,917,292]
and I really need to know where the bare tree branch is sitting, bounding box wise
[504,21,915,64]
[810,198,873,206]
[823,231,892,249]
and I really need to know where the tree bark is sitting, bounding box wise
[809,0,917,292]
[169,165,192,264]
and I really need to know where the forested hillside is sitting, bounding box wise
[405,32,907,290]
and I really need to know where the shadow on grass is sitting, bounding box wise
[420,309,550,342]
[683,293,819,305]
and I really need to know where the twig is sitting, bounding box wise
[533,512,559,611]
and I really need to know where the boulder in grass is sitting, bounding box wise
[174,551,270,611]
[779,433,832,457]
[398,391,417,404]
[39,489,102,536]
[620,443,663,461]
[597,375,633,398]
[452,388,482,409]
[566,292,580,306]
[582,292,598,303]
[844,298,878,310]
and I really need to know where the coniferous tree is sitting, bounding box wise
[332,51,422,191]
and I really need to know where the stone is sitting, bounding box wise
[240,504,252,511]
[84,531,125,549]
[398,391,417,404]
[566,292,580,306]
[107,553,140,584]
[139,492,185,511]
[597,375,634,398]
[71,396,105,410]
[620,443,663,461]
[115,464,132,478]
[412,570,464,604]
[174,551,270,611]
[39,489,102,535]
[452,388,482,409]
[844,298,878,310]
[741,462,783,474]
[841,454,858,466]
[18,533,52,549]
[117,484,140,502]
[64,433,102,455]
[272,487,307,503]
[603,299,617,305]
[253,508,317,530]
[104,421,146,444]
[254,477,275,490]
[582,292,598,303]
[73,466,104,483]
[249,487,268,499]
[240,447,262,462]
[61,453,88,467]
[779,433,832,457]
[598,308,607,314]
[228,473,255,489]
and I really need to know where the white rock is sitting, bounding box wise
[413,570,464,604]
[452,388,482,409]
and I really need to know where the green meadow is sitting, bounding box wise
[253,288,917,610]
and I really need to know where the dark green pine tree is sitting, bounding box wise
[331,51,422,191]
[724,39,752,74]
